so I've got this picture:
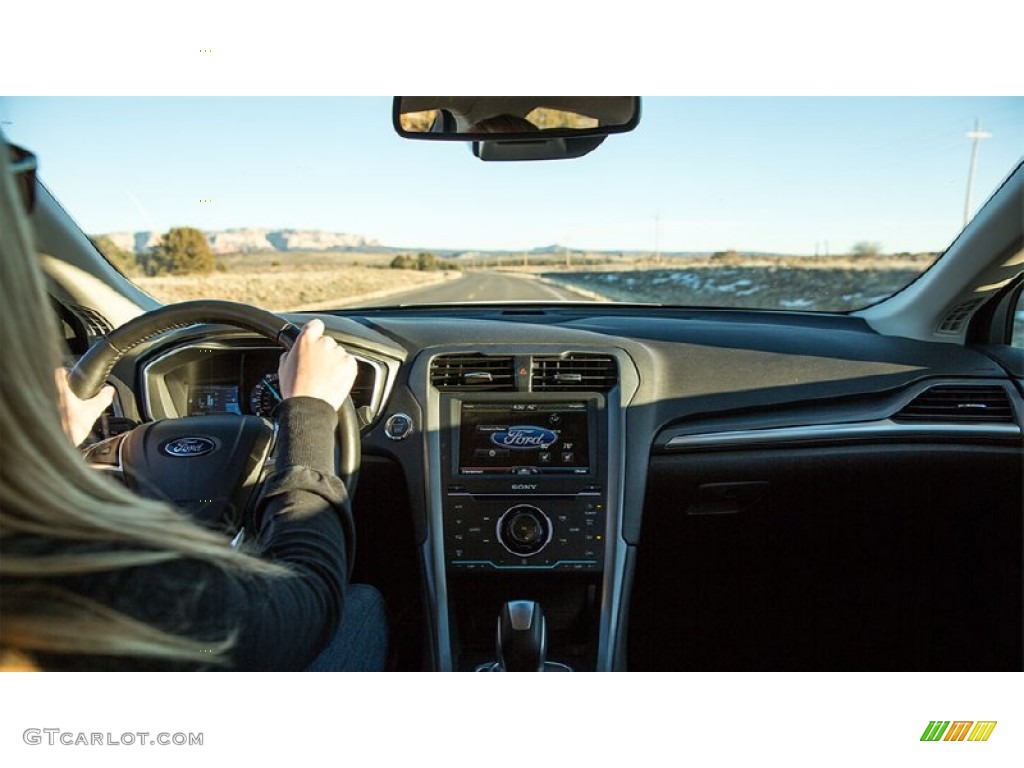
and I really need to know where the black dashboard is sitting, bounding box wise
[112,305,1023,671]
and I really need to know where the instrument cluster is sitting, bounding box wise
[143,342,384,424]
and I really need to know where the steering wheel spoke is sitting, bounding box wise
[118,415,275,531]
[82,431,129,483]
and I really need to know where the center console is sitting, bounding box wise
[442,395,607,573]
[415,349,632,672]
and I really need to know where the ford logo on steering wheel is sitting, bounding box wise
[161,436,218,458]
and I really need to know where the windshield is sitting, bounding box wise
[3,97,1021,313]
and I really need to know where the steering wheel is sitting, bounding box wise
[69,300,360,531]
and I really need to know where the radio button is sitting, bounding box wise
[475,448,509,459]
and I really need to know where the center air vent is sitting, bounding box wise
[430,354,515,391]
[532,353,617,392]
[894,385,1014,424]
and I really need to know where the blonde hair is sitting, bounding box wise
[0,136,285,668]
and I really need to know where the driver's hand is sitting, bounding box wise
[278,319,357,411]
[55,368,115,446]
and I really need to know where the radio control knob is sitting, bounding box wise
[498,505,552,556]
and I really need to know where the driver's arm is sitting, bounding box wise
[207,319,359,669]
[206,320,359,669]
[216,394,353,671]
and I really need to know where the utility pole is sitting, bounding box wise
[963,118,993,228]
[654,214,661,266]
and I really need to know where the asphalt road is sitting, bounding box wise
[350,270,589,307]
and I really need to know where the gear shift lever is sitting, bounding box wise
[497,600,547,671]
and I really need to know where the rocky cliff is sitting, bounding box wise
[103,228,380,254]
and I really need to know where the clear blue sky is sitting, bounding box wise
[1,97,1021,254]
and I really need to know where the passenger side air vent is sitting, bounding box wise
[937,298,985,334]
[894,385,1014,423]
[531,353,617,391]
[430,354,515,391]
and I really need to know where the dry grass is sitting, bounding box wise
[135,258,448,311]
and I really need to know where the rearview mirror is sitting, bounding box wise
[393,97,640,161]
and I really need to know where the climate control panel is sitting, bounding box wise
[444,490,604,571]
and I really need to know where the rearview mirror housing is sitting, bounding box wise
[393,97,640,161]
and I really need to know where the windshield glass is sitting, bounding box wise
[3,97,1021,313]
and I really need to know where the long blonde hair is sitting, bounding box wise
[0,135,285,667]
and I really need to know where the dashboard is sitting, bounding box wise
[115,305,1023,671]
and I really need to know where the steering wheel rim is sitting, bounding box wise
[69,299,361,493]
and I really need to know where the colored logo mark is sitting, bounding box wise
[490,426,558,450]
[920,721,997,742]
[161,437,217,457]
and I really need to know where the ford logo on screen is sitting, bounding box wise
[490,426,558,450]
[161,437,217,458]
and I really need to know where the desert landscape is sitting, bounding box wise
[540,253,940,312]
[124,245,1020,345]
[132,250,939,313]
[133,251,449,311]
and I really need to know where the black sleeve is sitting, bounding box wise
[37,397,350,672]
[217,396,352,671]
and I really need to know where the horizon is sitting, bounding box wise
[95,224,944,259]
[4,97,1022,254]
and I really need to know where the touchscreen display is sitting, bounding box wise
[458,402,590,475]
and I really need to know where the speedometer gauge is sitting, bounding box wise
[249,373,284,416]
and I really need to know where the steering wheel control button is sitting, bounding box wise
[83,434,127,466]
[498,505,552,556]
[384,413,414,440]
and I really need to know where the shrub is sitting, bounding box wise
[91,235,139,276]
[147,227,215,275]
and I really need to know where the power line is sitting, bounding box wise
[654,213,661,265]
[963,117,993,228]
